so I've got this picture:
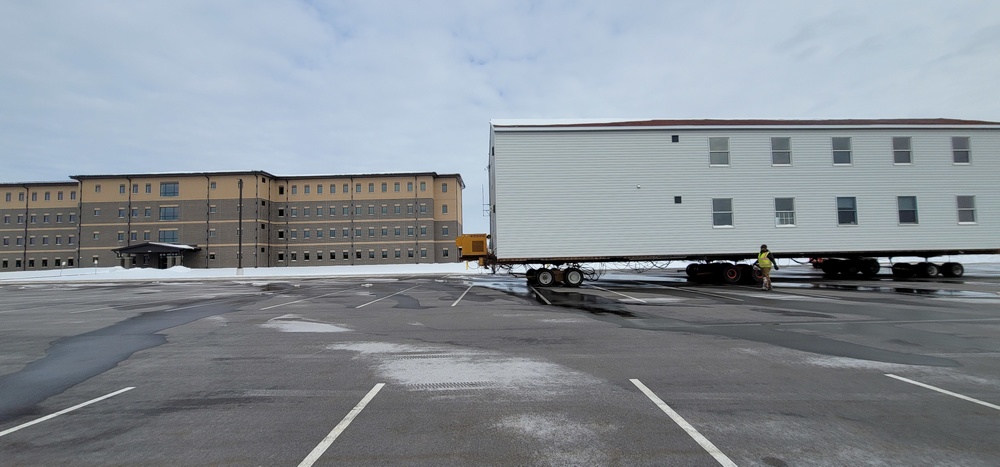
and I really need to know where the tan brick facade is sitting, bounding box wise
[1,171,464,271]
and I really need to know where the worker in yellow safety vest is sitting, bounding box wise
[754,244,779,290]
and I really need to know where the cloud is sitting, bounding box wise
[2,0,1000,234]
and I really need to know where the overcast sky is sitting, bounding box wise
[2,0,999,233]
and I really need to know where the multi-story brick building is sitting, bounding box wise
[0,181,81,270]
[1,171,464,271]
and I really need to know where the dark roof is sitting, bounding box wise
[72,170,278,180]
[112,242,201,255]
[280,172,466,188]
[493,118,1000,129]
[0,180,79,188]
[68,170,465,188]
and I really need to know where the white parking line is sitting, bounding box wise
[298,383,385,467]
[0,387,135,438]
[528,286,552,305]
[356,285,421,308]
[70,307,112,314]
[452,285,474,307]
[886,374,1000,411]
[261,290,349,310]
[631,379,737,467]
[589,286,647,304]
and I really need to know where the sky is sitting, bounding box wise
[2,0,1000,234]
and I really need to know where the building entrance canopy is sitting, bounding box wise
[112,242,200,269]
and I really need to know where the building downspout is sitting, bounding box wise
[413,175,419,264]
[262,172,270,268]
[349,177,355,265]
[237,178,243,273]
[21,184,29,270]
[122,177,132,269]
[283,178,289,267]
[126,177,132,247]
[204,174,211,267]
[253,172,260,268]
[75,181,83,268]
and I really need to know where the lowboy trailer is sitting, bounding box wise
[458,118,1000,286]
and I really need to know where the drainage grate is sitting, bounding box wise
[242,389,340,397]
[404,381,494,390]
[389,353,458,360]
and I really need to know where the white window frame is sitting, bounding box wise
[897,196,919,225]
[771,137,791,165]
[712,198,734,227]
[774,197,795,227]
[957,195,976,224]
[836,197,858,226]
[952,136,971,164]
[832,137,852,165]
[892,136,912,164]
[709,137,730,166]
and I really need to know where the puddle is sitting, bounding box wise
[467,273,976,368]
[0,296,250,420]
[544,291,636,318]
[808,283,998,298]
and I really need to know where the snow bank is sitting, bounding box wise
[0,262,486,283]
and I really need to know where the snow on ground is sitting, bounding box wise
[0,262,486,284]
[1,255,998,284]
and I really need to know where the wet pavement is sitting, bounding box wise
[519,266,1000,368]
[0,296,254,419]
[0,266,998,466]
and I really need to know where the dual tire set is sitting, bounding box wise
[685,263,763,285]
[816,258,965,278]
[818,258,881,278]
[890,262,965,278]
[526,267,585,287]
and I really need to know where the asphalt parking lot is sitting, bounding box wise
[1,265,999,466]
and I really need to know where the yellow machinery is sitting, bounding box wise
[456,234,489,265]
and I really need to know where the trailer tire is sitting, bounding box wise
[685,263,700,278]
[720,264,742,284]
[525,268,538,285]
[821,259,841,277]
[916,262,939,278]
[563,268,584,287]
[535,268,555,287]
[738,264,761,284]
[941,262,964,278]
[860,258,880,277]
[842,260,861,276]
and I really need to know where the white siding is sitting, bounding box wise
[489,126,1000,260]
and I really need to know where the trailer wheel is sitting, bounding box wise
[860,258,881,278]
[941,262,964,278]
[821,259,841,277]
[916,262,939,278]
[720,264,742,284]
[525,268,538,285]
[685,263,700,278]
[562,267,584,287]
[737,264,761,284]
[535,268,555,287]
